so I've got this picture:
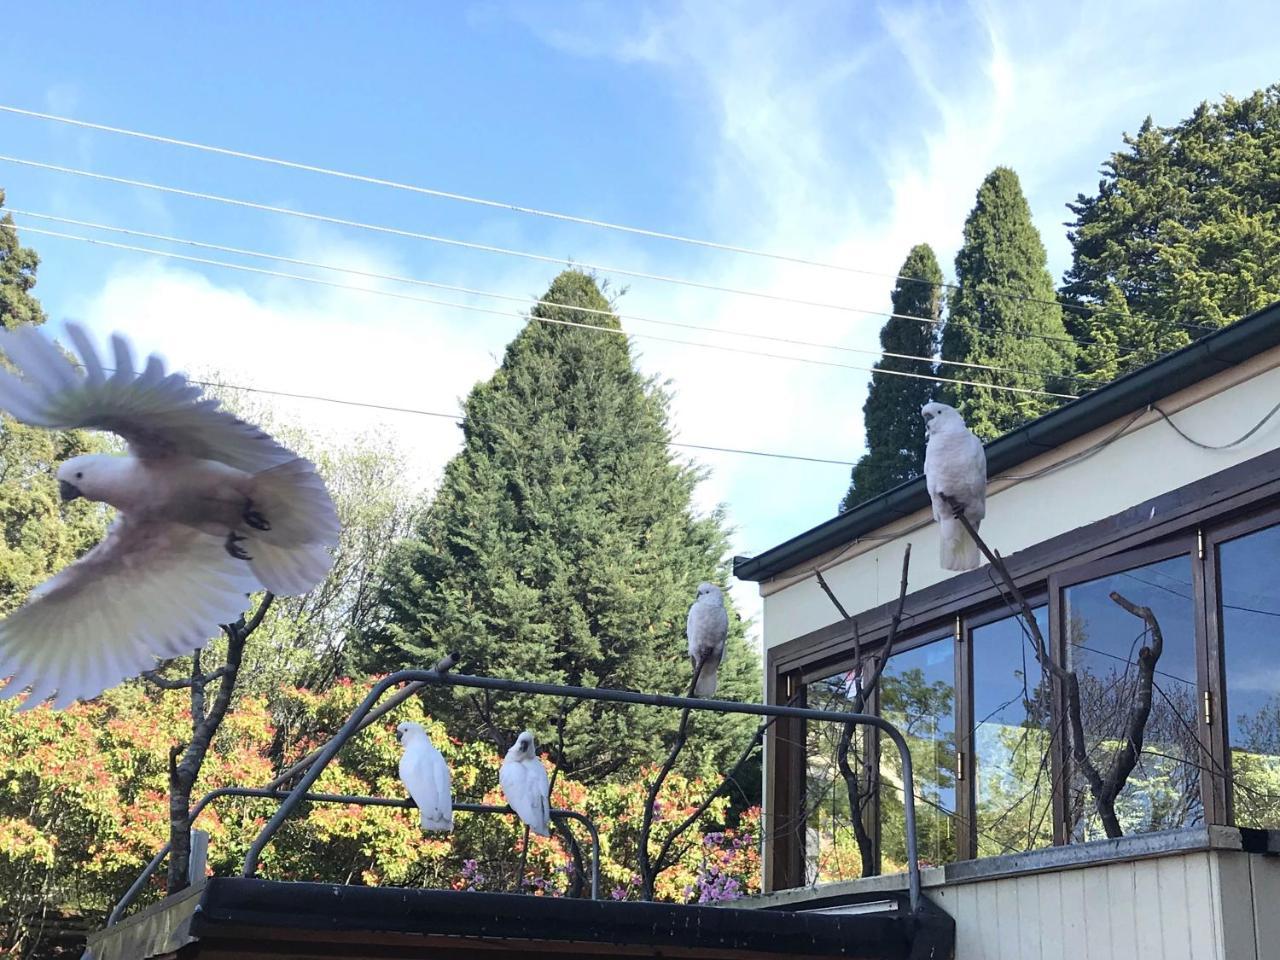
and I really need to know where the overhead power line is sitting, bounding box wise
[0,103,1218,336]
[2,222,1079,400]
[7,208,1095,387]
[184,379,859,467]
[0,154,1116,354]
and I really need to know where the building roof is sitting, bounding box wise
[734,300,1280,583]
[85,878,954,960]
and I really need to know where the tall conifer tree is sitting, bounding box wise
[371,271,758,780]
[1064,85,1280,383]
[841,244,943,512]
[941,167,1075,439]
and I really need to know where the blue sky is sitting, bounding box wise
[2,1,1277,633]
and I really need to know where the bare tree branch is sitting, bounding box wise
[638,673,700,899]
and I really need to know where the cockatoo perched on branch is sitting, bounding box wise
[499,730,551,838]
[687,581,728,697]
[0,322,340,709]
[397,721,454,832]
[922,401,987,572]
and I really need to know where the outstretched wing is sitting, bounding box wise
[0,519,258,709]
[0,322,292,471]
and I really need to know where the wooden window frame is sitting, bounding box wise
[1203,502,1280,827]
[765,449,1280,888]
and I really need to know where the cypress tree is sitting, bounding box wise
[941,167,1075,439]
[1064,85,1280,383]
[841,244,942,512]
[0,190,108,612]
[370,271,759,781]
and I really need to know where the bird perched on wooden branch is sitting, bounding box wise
[686,581,728,697]
[922,401,987,571]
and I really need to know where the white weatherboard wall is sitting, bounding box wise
[859,850,1279,960]
[758,347,1280,649]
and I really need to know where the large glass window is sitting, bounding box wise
[1219,522,1280,828]
[971,607,1054,857]
[1062,554,1203,840]
[879,638,956,870]
[804,668,870,884]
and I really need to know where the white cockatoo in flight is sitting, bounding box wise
[922,401,987,572]
[687,581,728,697]
[499,730,551,838]
[0,322,340,709]
[396,721,453,832]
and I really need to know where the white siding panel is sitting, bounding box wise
[1214,851,1258,960]
[1036,872,1065,960]
[760,355,1280,650]
[1248,855,1280,958]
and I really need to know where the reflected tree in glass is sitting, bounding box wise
[1219,522,1280,828]
[1062,555,1203,841]
[972,608,1055,856]
[805,670,869,883]
[878,639,956,871]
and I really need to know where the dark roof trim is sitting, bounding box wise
[83,877,954,960]
[735,299,1280,582]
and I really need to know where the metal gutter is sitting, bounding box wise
[734,299,1280,583]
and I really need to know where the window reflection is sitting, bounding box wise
[1220,522,1280,828]
[972,608,1054,856]
[1062,555,1203,840]
[804,669,871,884]
[878,638,956,871]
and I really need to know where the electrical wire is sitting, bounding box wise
[1151,400,1280,450]
[0,156,1127,356]
[177,379,861,467]
[0,103,1219,337]
[7,208,1093,385]
[3,222,1078,400]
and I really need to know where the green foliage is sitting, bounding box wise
[0,676,761,954]
[368,270,760,780]
[842,244,943,512]
[940,167,1076,439]
[1064,85,1280,382]
[0,189,110,615]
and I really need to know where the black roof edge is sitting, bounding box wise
[734,299,1280,583]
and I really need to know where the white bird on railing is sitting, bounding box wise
[499,730,551,837]
[396,721,453,832]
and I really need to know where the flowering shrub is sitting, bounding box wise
[0,676,760,955]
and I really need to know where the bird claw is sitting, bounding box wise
[225,532,252,561]
[242,504,271,531]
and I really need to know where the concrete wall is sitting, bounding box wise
[757,347,1280,650]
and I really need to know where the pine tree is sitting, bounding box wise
[940,168,1075,439]
[370,271,759,781]
[1064,85,1280,383]
[0,190,108,612]
[841,245,942,512]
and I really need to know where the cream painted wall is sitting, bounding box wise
[758,350,1280,650]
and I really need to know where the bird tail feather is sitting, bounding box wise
[243,458,339,595]
[939,516,980,572]
[694,658,720,698]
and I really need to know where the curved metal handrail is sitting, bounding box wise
[107,787,601,926]
[240,670,924,912]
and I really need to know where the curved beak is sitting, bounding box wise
[59,480,83,502]
[394,728,403,742]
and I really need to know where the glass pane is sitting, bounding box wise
[804,668,871,884]
[1062,555,1202,841]
[879,638,956,871]
[1219,522,1280,828]
[972,607,1055,857]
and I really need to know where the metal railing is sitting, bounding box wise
[107,787,601,925]
[240,669,924,912]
